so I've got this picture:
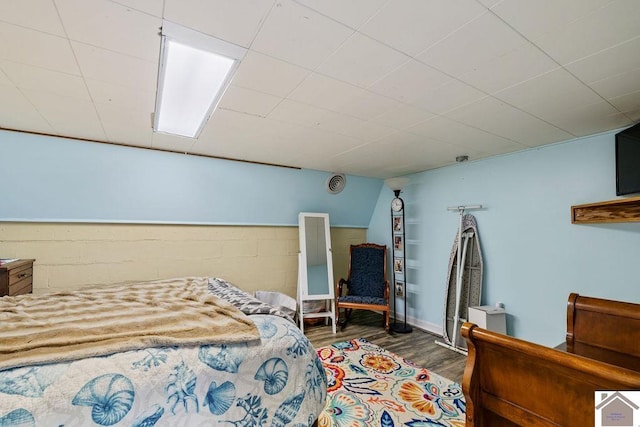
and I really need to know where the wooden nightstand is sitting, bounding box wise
[0,259,35,297]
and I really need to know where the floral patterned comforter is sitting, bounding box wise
[0,313,327,426]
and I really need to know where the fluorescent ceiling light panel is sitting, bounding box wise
[154,21,247,138]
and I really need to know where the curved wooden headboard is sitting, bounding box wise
[462,321,640,427]
[566,292,640,364]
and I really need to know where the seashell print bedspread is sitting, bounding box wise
[0,277,260,372]
[0,314,327,426]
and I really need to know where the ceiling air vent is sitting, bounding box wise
[326,173,346,194]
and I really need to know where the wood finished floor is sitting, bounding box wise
[303,311,467,384]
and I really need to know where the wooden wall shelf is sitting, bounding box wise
[571,196,640,224]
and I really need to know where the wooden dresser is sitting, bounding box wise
[0,259,35,297]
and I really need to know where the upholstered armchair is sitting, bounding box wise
[336,243,390,331]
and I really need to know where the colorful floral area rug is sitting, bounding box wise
[316,338,465,427]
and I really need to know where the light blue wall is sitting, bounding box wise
[368,130,640,346]
[0,130,382,227]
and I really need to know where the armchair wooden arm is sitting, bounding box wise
[337,278,350,297]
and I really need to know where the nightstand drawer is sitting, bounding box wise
[0,259,35,297]
[9,264,33,296]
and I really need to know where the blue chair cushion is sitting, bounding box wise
[348,246,385,298]
[338,295,386,306]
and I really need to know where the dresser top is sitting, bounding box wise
[0,259,35,270]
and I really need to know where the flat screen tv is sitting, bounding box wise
[615,122,640,196]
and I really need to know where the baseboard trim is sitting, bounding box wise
[392,314,442,337]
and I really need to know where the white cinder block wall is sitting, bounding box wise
[0,222,366,297]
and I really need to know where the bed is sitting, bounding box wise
[562,292,640,371]
[0,277,326,426]
[461,293,640,426]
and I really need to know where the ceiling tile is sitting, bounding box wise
[375,130,442,148]
[0,85,55,134]
[288,114,373,150]
[442,96,502,124]
[0,60,90,100]
[111,0,164,17]
[368,60,452,105]
[219,86,282,117]
[293,0,387,29]
[360,0,486,56]
[544,101,631,136]
[490,0,614,42]
[286,127,362,157]
[84,78,155,112]
[198,110,293,144]
[609,90,640,114]
[251,0,354,70]
[0,68,11,86]
[284,133,364,168]
[626,107,640,122]
[288,73,367,112]
[477,0,503,8]
[409,79,486,114]
[231,51,311,98]
[151,131,195,152]
[373,104,435,130]
[330,137,413,168]
[495,68,604,119]
[22,89,107,141]
[0,22,80,75]
[56,0,161,62]
[268,99,376,142]
[268,99,331,127]
[317,111,366,140]
[194,109,259,147]
[71,42,157,92]
[565,37,640,85]
[333,134,473,177]
[457,42,559,94]
[486,111,574,146]
[0,0,65,35]
[403,138,490,166]
[198,109,361,165]
[533,1,640,65]
[332,90,401,121]
[443,96,574,146]
[95,103,153,146]
[328,161,389,178]
[417,12,527,78]
[408,115,525,154]
[164,0,275,48]
[346,120,398,142]
[590,67,640,100]
[316,33,410,88]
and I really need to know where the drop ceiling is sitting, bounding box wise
[1,0,639,178]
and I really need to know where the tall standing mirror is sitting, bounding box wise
[298,212,336,334]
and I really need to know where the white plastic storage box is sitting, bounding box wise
[468,305,506,334]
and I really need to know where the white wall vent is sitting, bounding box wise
[325,173,346,194]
